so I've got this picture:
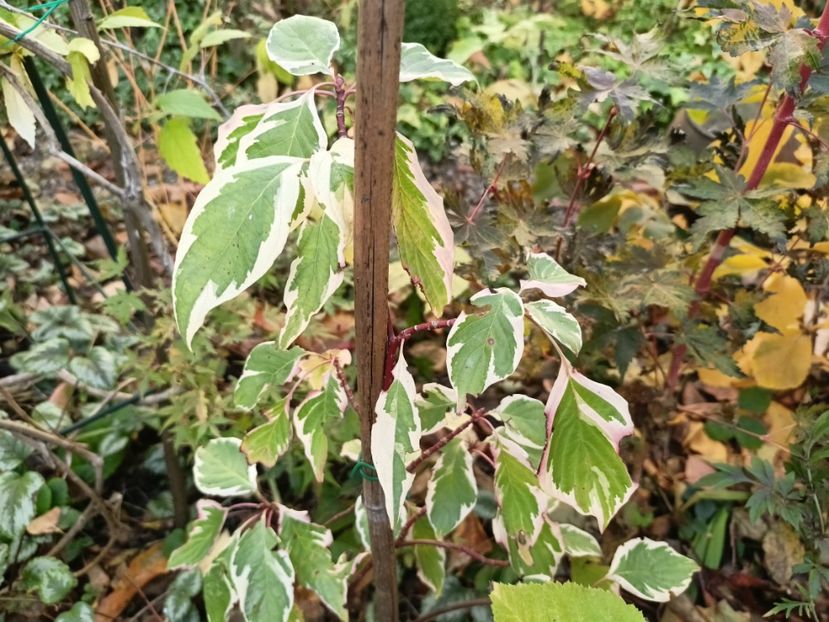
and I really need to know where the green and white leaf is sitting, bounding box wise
[266,15,340,76]
[201,29,252,48]
[204,545,236,622]
[399,42,476,86]
[193,438,258,498]
[294,377,345,482]
[0,471,44,538]
[498,516,563,579]
[392,134,454,313]
[213,103,267,171]
[426,438,477,536]
[446,288,524,408]
[0,430,32,470]
[413,515,445,595]
[492,395,546,469]
[306,137,354,261]
[353,497,370,550]
[560,524,602,558]
[542,362,635,530]
[56,602,95,622]
[520,252,585,298]
[279,506,349,620]
[168,500,227,569]
[525,299,582,355]
[173,157,303,347]
[371,351,421,530]
[230,519,294,622]
[159,117,210,184]
[10,338,70,375]
[20,556,77,605]
[241,401,293,468]
[234,343,305,410]
[606,538,699,602]
[493,441,546,554]
[416,383,458,434]
[68,346,119,390]
[490,581,646,622]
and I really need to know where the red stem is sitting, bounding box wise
[466,157,508,225]
[406,408,487,473]
[397,539,509,567]
[666,6,829,390]
[382,318,456,389]
[334,74,348,138]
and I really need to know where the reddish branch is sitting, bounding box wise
[383,318,456,389]
[394,506,428,545]
[334,73,348,138]
[466,157,509,224]
[333,358,357,412]
[406,408,487,473]
[666,7,829,390]
[397,539,509,567]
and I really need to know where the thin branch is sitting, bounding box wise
[56,370,179,405]
[394,506,427,546]
[383,318,456,389]
[397,539,509,567]
[413,598,492,622]
[466,157,508,225]
[406,408,487,473]
[333,358,357,412]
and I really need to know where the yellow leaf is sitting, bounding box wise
[758,401,796,461]
[712,253,769,279]
[754,274,807,333]
[67,37,100,63]
[760,163,815,190]
[738,118,795,181]
[580,0,613,19]
[742,332,812,390]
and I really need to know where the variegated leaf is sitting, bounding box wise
[0,471,44,539]
[241,400,293,468]
[413,515,445,594]
[294,376,345,482]
[495,514,563,579]
[446,288,524,408]
[525,299,583,355]
[392,134,454,314]
[607,538,698,602]
[425,438,477,536]
[542,362,635,530]
[193,438,258,498]
[307,138,354,262]
[416,383,458,434]
[399,42,476,86]
[371,351,421,530]
[493,440,546,550]
[520,252,586,298]
[560,523,602,558]
[234,343,305,410]
[492,395,546,470]
[168,500,227,569]
[266,15,340,76]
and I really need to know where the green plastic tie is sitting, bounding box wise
[350,458,379,482]
[4,0,70,46]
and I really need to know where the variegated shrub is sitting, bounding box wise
[170,14,698,621]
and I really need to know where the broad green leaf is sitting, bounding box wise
[159,117,210,184]
[371,351,421,530]
[98,6,160,29]
[426,438,477,536]
[525,299,582,355]
[446,288,524,408]
[294,377,345,482]
[413,515,445,595]
[241,401,292,468]
[392,134,454,313]
[172,157,303,347]
[20,556,76,605]
[1,56,35,148]
[416,383,457,434]
[519,252,585,298]
[230,519,294,622]
[0,471,44,538]
[156,89,221,121]
[0,430,32,470]
[399,42,476,86]
[56,603,95,622]
[266,15,340,76]
[279,506,349,620]
[543,363,635,530]
[67,346,119,390]
[168,500,227,569]
[607,538,699,602]
[560,524,602,558]
[201,29,252,48]
[490,581,646,622]
[10,338,70,375]
[234,343,305,410]
[492,395,546,469]
[193,438,258,497]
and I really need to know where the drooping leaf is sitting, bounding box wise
[413,515,445,595]
[98,6,160,29]
[392,134,454,313]
[543,363,635,529]
[230,519,295,622]
[525,299,583,356]
[519,252,586,298]
[241,401,293,468]
[607,538,699,602]
[234,343,305,410]
[66,38,98,110]
[446,288,524,408]
[371,351,421,530]
[560,524,602,558]
[266,15,340,76]
[193,438,258,498]
[159,117,210,184]
[306,138,355,262]
[279,506,349,620]
[0,470,44,538]
[2,56,36,148]
[426,438,477,536]
[168,500,227,569]
[20,556,77,605]
[294,377,345,482]
[490,581,646,622]
[399,42,476,86]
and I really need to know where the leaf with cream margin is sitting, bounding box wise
[234,343,305,410]
[542,361,636,530]
[426,438,477,536]
[1,55,36,148]
[172,156,303,347]
[492,395,546,469]
[392,134,454,313]
[560,524,602,558]
[168,500,227,568]
[307,138,355,262]
[279,506,349,620]
[446,288,524,409]
[416,384,458,434]
[294,376,345,482]
[606,538,699,602]
[520,252,586,298]
[193,437,258,498]
[413,515,445,594]
[371,351,421,531]
[241,400,293,468]
[525,299,583,356]
[266,15,340,76]
[399,42,476,86]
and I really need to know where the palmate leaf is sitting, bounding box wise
[168,500,227,569]
[266,15,340,76]
[425,438,477,536]
[294,377,345,483]
[607,538,699,602]
[234,343,305,410]
[193,438,258,498]
[446,288,524,409]
[543,362,635,529]
[769,29,821,93]
[392,134,454,314]
[371,351,421,531]
[279,506,349,620]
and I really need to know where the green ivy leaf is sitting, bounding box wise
[607,538,699,602]
[426,438,477,536]
[234,343,305,410]
[266,15,340,76]
[21,556,77,605]
[168,500,227,569]
[193,438,258,498]
[0,430,32,470]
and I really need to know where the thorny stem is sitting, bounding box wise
[397,539,509,567]
[666,4,829,390]
[383,318,456,389]
[406,408,487,473]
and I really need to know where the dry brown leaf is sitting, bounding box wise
[685,421,729,462]
[95,542,167,622]
[762,522,805,585]
[27,507,62,535]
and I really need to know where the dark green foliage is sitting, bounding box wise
[404,0,460,55]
